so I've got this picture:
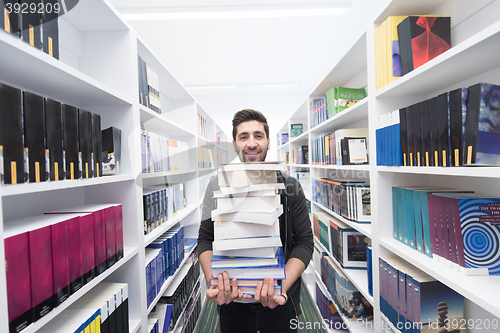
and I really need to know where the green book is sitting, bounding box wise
[336,87,367,113]
[290,123,303,138]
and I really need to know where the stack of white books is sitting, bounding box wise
[210,163,288,295]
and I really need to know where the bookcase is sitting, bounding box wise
[278,0,500,332]
[0,1,227,332]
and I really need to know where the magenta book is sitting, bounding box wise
[104,206,116,268]
[5,232,32,333]
[114,205,124,261]
[51,220,70,306]
[28,225,53,320]
[80,213,95,284]
[66,216,83,295]
[93,210,107,275]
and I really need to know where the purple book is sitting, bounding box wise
[66,215,83,295]
[29,225,54,320]
[104,206,116,268]
[435,195,451,265]
[92,210,107,275]
[51,220,70,306]
[80,213,95,284]
[5,232,32,333]
[426,194,440,259]
[114,205,124,261]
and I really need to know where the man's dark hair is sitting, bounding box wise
[232,109,269,141]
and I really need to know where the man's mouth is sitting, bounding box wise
[245,151,259,158]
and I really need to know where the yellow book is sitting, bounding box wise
[374,23,382,91]
[380,20,388,89]
[386,16,407,85]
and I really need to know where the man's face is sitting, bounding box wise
[233,120,270,162]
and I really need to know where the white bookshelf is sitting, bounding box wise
[0,1,226,332]
[280,0,500,332]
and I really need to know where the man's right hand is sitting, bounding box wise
[206,272,243,305]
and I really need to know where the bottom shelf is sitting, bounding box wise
[130,319,142,333]
[379,313,401,333]
[314,270,374,333]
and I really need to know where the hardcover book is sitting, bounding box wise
[78,109,93,178]
[420,99,432,166]
[399,108,408,166]
[290,123,304,138]
[3,0,21,36]
[51,219,70,306]
[0,84,25,184]
[212,235,282,251]
[91,113,102,177]
[23,91,47,182]
[214,218,279,240]
[216,192,280,212]
[211,205,283,225]
[406,104,416,166]
[62,104,80,180]
[429,97,441,166]
[212,246,278,259]
[448,88,465,166]
[340,137,368,165]
[102,126,121,175]
[437,92,450,167]
[45,98,65,181]
[20,0,42,49]
[464,82,500,165]
[40,0,59,59]
[412,102,424,167]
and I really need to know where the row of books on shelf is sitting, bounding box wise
[310,128,369,166]
[0,83,121,185]
[140,129,190,173]
[4,204,124,333]
[38,282,129,333]
[314,213,369,269]
[1,0,59,59]
[312,178,371,223]
[319,253,373,321]
[315,284,347,331]
[163,257,200,332]
[393,186,500,276]
[143,183,186,235]
[177,294,202,333]
[197,146,214,169]
[377,82,500,167]
[138,55,162,113]
[197,112,208,138]
[145,225,187,308]
[277,133,289,146]
[294,170,310,194]
[380,256,464,333]
[290,145,308,164]
[311,87,366,128]
[148,302,173,333]
[375,15,451,91]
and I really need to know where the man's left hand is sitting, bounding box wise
[245,277,287,309]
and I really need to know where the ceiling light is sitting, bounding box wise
[186,83,299,90]
[122,7,348,21]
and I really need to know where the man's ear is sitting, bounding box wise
[233,140,237,152]
[267,138,270,150]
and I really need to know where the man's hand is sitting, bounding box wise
[206,272,243,305]
[246,277,287,309]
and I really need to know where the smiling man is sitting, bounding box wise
[197,109,314,333]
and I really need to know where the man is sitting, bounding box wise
[197,109,314,333]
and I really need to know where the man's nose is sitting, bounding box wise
[247,135,257,147]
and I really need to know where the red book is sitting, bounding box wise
[114,205,124,261]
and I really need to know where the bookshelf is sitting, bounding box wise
[279,0,500,332]
[0,1,226,333]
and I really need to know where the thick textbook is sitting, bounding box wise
[213,246,278,259]
[213,235,282,251]
[20,0,42,49]
[91,113,102,177]
[212,248,285,279]
[45,98,65,181]
[214,218,280,240]
[23,91,47,183]
[102,126,121,175]
[464,82,500,165]
[211,254,279,268]
[210,278,279,287]
[40,0,59,59]
[216,192,280,211]
[78,109,93,179]
[0,84,25,184]
[211,205,283,225]
[62,104,80,180]
[329,217,368,269]
[219,183,285,195]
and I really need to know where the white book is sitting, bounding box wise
[220,183,285,195]
[213,189,277,198]
[219,169,278,187]
[210,278,279,287]
[219,162,287,172]
[216,194,280,211]
[213,236,282,251]
[211,256,278,269]
[212,205,283,225]
[213,246,278,258]
[214,219,279,240]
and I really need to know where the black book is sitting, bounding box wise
[412,102,423,167]
[429,96,440,166]
[397,17,410,75]
[40,0,59,59]
[464,83,500,165]
[45,98,64,180]
[3,0,21,36]
[141,57,149,108]
[91,113,102,177]
[23,91,47,182]
[62,104,80,179]
[20,0,41,49]
[0,84,25,184]
[138,55,145,106]
[78,109,92,178]
[399,108,408,166]
[340,137,368,165]
[406,104,415,166]
[102,127,121,175]
[437,92,450,167]
[448,88,464,166]
[420,99,432,167]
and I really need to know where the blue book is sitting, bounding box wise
[211,248,280,269]
[392,187,399,241]
[367,246,373,297]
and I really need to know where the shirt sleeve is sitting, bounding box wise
[197,176,218,255]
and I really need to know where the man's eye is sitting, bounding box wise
[240,136,247,140]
